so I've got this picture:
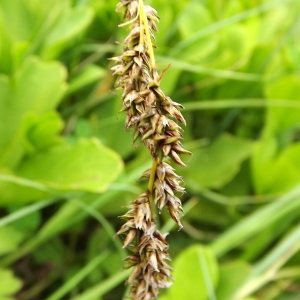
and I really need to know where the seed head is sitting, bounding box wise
[113,1,191,299]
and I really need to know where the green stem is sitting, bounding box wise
[148,158,158,220]
[139,0,144,47]
[139,0,156,69]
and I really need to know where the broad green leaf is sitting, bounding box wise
[86,96,134,159]
[252,75,300,194]
[210,25,248,69]
[0,15,13,74]
[42,7,94,59]
[0,268,22,298]
[23,111,64,153]
[216,261,251,300]
[0,57,67,168]
[253,141,300,196]
[0,0,34,41]
[17,138,123,192]
[181,134,252,190]
[247,45,275,74]
[259,6,290,44]
[178,2,212,37]
[0,226,24,256]
[74,119,92,138]
[222,0,244,17]
[176,2,218,61]
[264,75,300,136]
[91,115,133,159]
[168,245,219,300]
[0,138,123,204]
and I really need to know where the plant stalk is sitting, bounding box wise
[139,0,156,69]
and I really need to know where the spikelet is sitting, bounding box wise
[112,1,191,299]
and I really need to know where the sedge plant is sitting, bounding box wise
[111,1,191,299]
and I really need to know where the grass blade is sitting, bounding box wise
[234,223,300,299]
[0,199,58,228]
[69,198,125,258]
[211,184,300,257]
[157,57,261,81]
[46,251,110,300]
[72,269,131,300]
[0,174,55,194]
[183,99,300,111]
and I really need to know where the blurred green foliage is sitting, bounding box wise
[0,0,300,299]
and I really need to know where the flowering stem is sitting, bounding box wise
[140,0,159,220]
[139,0,156,69]
[139,0,144,47]
[113,1,189,297]
[148,158,158,220]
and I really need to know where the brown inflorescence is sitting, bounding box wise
[111,1,191,299]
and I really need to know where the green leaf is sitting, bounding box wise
[182,134,252,190]
[157,56,261,81]
[17,138,123,192]
[178,2,212,37]
[0,0,34,41]
[42,6,94,59]
[172,0,298,56]
[0,57,67,168]
[0,268,22,298]
[264,75,300,136]
[91,115,133,159]
[176,2,217,62]
[216,261,251,300]
[0,226,24,256]
[168,245,219,300]
[0,138,123,204]
[252,140,300,194]
[251,75,300,194]
[23,111,64,153]
[0,14,13,74]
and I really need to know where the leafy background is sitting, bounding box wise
[0,0,300,299]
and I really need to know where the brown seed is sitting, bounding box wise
[123,229,137,248]
[148,251,159,272]
[169,150,186,167]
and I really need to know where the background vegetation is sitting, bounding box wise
[1,0,300,299]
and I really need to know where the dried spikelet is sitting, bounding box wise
[112,0,191,299]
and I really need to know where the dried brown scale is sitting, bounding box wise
[113,0,191,299]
